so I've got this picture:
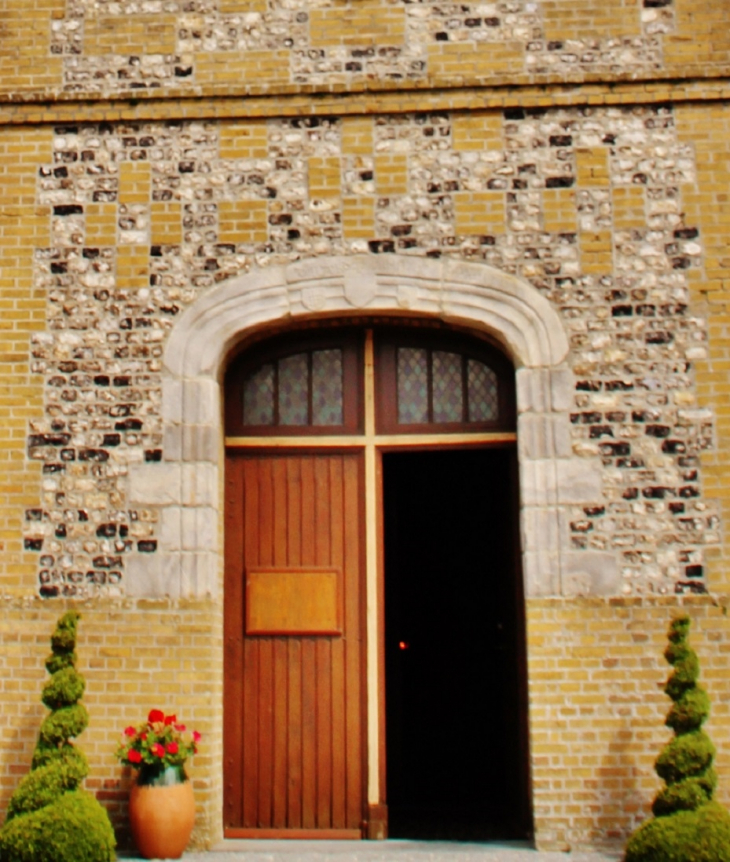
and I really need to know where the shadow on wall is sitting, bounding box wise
[0,685,46,812]
[596,723,645,847]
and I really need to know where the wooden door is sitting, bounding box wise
[224,452,365,838]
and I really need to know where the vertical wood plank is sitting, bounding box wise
[257,459,275,826]
[223,456,244,827]
[259,458,274,567]
[241,460,261,828]
[343,454,363,829]
[242,637,259,827]
[300,458,316,568]
[300,637,316,828]
[315,637,333,828]
[272,459,289,828]
[314,456,331,567]
[287,638,303,827]
[257,637,274,827]
[330,456,348,826]
[287,457,302,568]
[330,465,347,829]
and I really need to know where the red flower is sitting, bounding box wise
[124,726,137,737]
[165,742,179,755]
[192,730,201,742]
[174,724,186,732]
[148,709,165,724]
[164,714,177,726]
[151,743,165,758]
[128,749,142,764]
[140,733,147,741]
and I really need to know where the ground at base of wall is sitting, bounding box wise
[118,839,623,861]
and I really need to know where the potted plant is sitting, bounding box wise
[116,709,201,860]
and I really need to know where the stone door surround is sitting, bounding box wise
[124,254,612,600]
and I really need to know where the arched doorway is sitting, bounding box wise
[222,321,531,840]
[158,253,575,846]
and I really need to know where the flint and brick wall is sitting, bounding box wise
[0,0,726,100]
[0,0,729,853]
[16,105,719,601]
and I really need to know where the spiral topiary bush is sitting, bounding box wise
[0,611,116,862]
[625,614,730,862]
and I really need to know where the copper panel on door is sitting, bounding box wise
[224,453,365,837]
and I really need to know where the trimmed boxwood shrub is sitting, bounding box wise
[0,611,115,862]
[625,614,730,862]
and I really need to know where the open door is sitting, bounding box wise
[383,447,530,840]
[224,452,366,837]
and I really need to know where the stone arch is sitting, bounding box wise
[124,255,614,599]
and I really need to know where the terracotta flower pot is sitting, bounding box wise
[128,765,195,860]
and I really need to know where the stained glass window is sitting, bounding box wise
[242,348,344,428]
[279,353,309,426]
[397,347,429,424]
[232,328,511,437]
[432,351,463,423]
[312,350,344,426]
[243,363,275,426]
[395,346,499,426]
[467,359,498,421]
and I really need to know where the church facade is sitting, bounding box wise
[1,0,730,851]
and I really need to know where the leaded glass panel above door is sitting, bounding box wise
[376,330,515,434]
[225,324,515,438]
[225,331,362,436]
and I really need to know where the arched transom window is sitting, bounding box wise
[225,325,515,438]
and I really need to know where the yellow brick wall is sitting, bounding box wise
[665,0,730,73]
[580,230,613,274]
[543,188,577,233]
[374,155,408,198]
[310,0,406,47]
[219,0,267,11]
[427,42,525,78]
[309,156,342,201]
[575,147,610,187]
[86,203,118,248]
[541,0,642,41]
[454,191,506,237]
[675,101,730,596]
[342,198,375,239]
[0,601,222,849]
[115,246,150,290]
[612,187,646,231]
[342,118,374,157]
[118,163,152,206]
[150,203,183,247]
[83,15,177,56]
[194,51,291,88]
[219,121,268,161]
[0,127,52,595]
[1,596,727,852]
[0,0,63,96]
[218,201,268,244]
[527,596,730,851]
[452,112,504,152]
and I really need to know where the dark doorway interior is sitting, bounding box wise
[383,447,531,841]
